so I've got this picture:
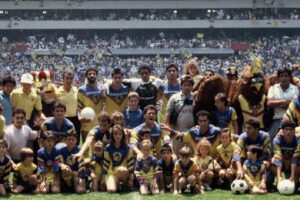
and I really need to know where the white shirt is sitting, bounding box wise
[4,124,37,160]
[267,83,299,119]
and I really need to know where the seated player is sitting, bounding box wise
[135,140,159,195]
[12,148,39,194]
[271,121,300,190]
[37,131,61,194]
[194,139,215,191]
[103,125,135,193]
[59,129,86,193]
[0,140,11,196]
[173,146,203,195]
[243,145,267,194]
[215,128,237,185]
[157,143,175,193]
[90,141,105,192]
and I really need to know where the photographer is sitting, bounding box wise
[165,75,195,154]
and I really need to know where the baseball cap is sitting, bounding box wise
[20,73,34,84]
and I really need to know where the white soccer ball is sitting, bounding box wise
[231,179,248,194]
[277,179,295,195]
[80,107,96,120]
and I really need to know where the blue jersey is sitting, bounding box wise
[134,155,158,181]
[0,155,11,183]
[157,158,175,177]
[159,82,181,99]
[273,135,300,169]
[124,107,144,129]
[37,147,61,174]
[89,125,110,141]
[59,146,81,171]
[179,124,220,157]
[243,159,266,183]
[41,117,75,137]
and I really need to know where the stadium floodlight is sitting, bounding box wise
[207,10,211,13]
[42,11,47,14]
[173,10,177,14]
[0,11,3,14]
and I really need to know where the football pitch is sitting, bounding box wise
[4,190,299,200]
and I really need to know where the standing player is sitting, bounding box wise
[104,68,130,115]
[78,68,105,142]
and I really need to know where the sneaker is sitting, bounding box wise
[217,178,224,187]
[203,183,212,191]
[190,186,195,194]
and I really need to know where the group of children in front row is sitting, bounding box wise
[0,124,271,196]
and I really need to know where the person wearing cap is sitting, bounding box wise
[271,121,300,191]
[268,67,298,142]
[165,75,195,155]
[124,64,163,111]
[157,64,181,123]
[10,73,45,126]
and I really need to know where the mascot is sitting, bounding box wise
[32,70,56,117]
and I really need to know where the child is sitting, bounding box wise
[111,111,131,143]
[0,140,11,196]
[12,148,39,194]
[215,128,237,185]
[212,93,238,135]
[103,125,135,193]
[59,129,86,194]
[124,92,144,129]
[37,131,61,194]
[173,146,202,195]
[243,145,267,194]
[194,139,214,191]
[157,143,175,193]
[90,141,105,191]
[135,139,159,195]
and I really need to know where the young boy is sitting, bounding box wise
[272,121,300,190]
[0,140,11,196]
[59,129,86,194]
[12,148,39,194]
[157,143,175,193]
[135,139,159,195]
[243,145,267,194]
[37,131,61,194]
[215,128,237,185]
[124,92,144,129]
[173,146,202,195]
[90,141,105,191]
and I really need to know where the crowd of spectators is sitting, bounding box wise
[0,31,299,85]
[0,8,299,21]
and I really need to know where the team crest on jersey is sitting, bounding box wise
[201,163,208,170]
[67,155,76,166]
[92,94,102,104]
[283,151,293,160]
[142,161,151,172]
[112,152,122,162]
[23,174,29,181]
[114,95,124,105]
[250,165,258,173]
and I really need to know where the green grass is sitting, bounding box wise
[3,190,300,200]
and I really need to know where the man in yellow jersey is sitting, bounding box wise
[103,68,130,115]
[55,70,80,143]
[78,68,105,142]
[11,73,46,128]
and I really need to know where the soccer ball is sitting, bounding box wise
[277,180,295,195]
[80,107,96,120]
[231,180,248,194]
